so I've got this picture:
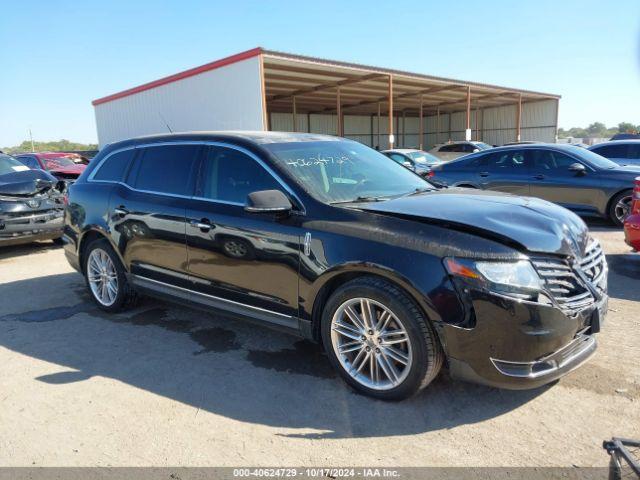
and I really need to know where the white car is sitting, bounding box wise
[429,141,493,161]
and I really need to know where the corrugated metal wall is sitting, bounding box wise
[270,98,558,149]
[94,57,265,147]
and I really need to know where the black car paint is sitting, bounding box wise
[63,132,605,389]
[0,169,65,246]
[432,144,640,218]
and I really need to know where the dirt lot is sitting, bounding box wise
[0,222,638,468]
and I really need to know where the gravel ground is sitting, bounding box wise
[0,222,638,468]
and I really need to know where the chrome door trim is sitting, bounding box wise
[88,140,306,214]
[131,274,293,319]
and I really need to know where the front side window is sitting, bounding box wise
[93,149,136,182]
[198,146,281,204]
[127,144,200,196]
[264,140,430,204]
[532,149,582,174]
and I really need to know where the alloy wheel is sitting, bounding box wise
[87,248,119,307]
[615,195,632,223]
[330,297,412,390]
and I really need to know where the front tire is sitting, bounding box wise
[84,238,137,312]
[608,190,632,227]
[321,277,443,400]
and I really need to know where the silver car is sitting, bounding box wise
[429,141,493,161]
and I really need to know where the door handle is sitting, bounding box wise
[479,172,489,177]
[189,219,212,232]
[533,174,545,180]
[113,206,129,217]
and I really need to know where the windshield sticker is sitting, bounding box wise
[285,154,352,168]
[12,166,29,172]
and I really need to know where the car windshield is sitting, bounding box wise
[572,147,619,169]
[264,140,433,204]
[0,154,30,176]
[473,142,493,150]
[407,151,440,164]
[44,157,76,169]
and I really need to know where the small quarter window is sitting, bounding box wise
[93,149,136,182]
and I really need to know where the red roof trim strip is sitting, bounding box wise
[92,47,263,106]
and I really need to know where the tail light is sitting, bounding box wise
[427,171,435,178]
[633,177,640,215]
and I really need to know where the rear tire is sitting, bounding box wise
[608,190,632,227]
[84,238,137,312]
[321,276,443,400]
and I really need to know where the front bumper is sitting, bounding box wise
[0,210,64,246]
[443,289,607,389]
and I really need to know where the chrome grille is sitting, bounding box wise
[579,240,606,285]
[531,240,606,314]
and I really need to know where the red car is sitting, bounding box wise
[14,152,87,182]
[624,177,640,251]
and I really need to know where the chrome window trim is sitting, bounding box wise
[87,140,306,214]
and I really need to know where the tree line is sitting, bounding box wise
[2,139,98,154]
[558,122,639,139]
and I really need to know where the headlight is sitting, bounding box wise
[444,257,543,300]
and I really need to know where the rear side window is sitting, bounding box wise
[591,144,628,158]
[198,146,281,204]
[93,149,136,182]
[16,155,41,169]
[486,150,528,171]
[127,145,200,196]
[439,144,459,152]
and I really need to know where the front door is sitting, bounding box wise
[185,144,302,326]
[108,143,201,290]
[529,148,604,214]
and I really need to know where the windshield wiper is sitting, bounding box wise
[396,187,433,198]
[330,196,389,205]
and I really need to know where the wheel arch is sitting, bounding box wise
[77,227,125,274]
[307,264,443,346]
[605,187,633,216]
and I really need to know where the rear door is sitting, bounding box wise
[185,144,302,324]
[108,143,201,290]
[478,149,531,195]
[529,148,603,214]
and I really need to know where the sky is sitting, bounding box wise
[1,0,639,147]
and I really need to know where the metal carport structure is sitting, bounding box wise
[93,48,560,149]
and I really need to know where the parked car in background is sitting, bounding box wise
[624,177,640,251]
[610,133,640,141]
[429,141,493,161]
[65,132,606,400]
[588,140,640,166]
[381,149,440,177]
[14,152,87,182]
[431,143,640,226]
[0,153,66,246]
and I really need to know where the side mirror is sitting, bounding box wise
[569,163,586,174]
[245,190,292,214]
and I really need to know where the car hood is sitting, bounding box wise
[355,188,590,257]
[0,169,59,196]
